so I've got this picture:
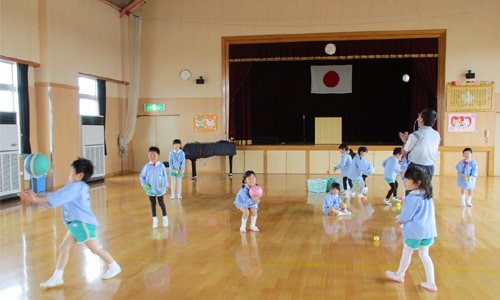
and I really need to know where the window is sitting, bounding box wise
[0,60,18,112]
[78,76,99,116]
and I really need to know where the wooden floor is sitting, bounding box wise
[1,173,500,300]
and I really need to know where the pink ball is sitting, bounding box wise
[249,185,263,198]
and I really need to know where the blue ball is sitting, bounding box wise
[24,153,50,178]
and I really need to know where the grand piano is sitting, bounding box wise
[182,141,237,179]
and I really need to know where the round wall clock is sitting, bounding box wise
[324,43,336,55]
[180,69,192,80]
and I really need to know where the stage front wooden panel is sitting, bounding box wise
[315,117,342,145]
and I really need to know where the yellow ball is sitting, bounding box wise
[373,235,379,241]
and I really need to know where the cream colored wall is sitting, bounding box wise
[137,0,500,98]
[37,0,123,84]
[50,85,80,186]
[0,0,40,62]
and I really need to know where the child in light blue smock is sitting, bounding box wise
[234,170,261,233]
[382,147,403,206]
[385,165,438,292]
[19,158,121,288]
[456,147,478,207]
[140,146,169,228]
[333,143,355,193]
[168,139,186,199]
[347,146,375,199]
[322,182,351,216]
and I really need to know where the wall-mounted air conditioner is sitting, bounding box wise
[81,116,105,181]
[0,112,20,201]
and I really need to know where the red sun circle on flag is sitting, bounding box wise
[323,71,340,87]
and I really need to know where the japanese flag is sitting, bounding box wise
[311,65,353,94]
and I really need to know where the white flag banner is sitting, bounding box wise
[311,65,353,94]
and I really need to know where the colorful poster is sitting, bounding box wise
[448,113,475,132]
[194,114,217,132]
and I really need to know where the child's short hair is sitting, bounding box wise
[463,147,472,154]
[149,146,160,154]
[330,182,341,191]
[358,146,368,154]
[339,143,349,151]
[404,165,433,198]
[71,158,94,182]
[172,139,182,145]
[241,170,256,187]
[393,147,402,155]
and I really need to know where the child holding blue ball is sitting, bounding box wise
[19,158,121,288]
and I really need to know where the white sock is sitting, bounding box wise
[241,218,247,227]
[460,194,465,204]
[170,177,177,195]
[396,244,414,277]
[250,216,257,227]
[466,195,472,204]
[176,178,182,196]
[53,269,64,279]
[418,246,435,284]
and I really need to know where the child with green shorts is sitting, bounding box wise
[19,158,121,288]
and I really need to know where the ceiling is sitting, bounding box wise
[102,0,146,16]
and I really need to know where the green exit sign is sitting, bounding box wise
[144,103,165,112]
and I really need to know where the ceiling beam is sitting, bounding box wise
[120,0,146,17]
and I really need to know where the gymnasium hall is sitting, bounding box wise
[1,1,500,299]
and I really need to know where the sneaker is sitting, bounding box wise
[163,216,169,227]
[240,226,246,233]
[170,194,175,200]
[393,197,401,203]
[40,277,63,288]
[420,282,438,292]
[350,192,356,198]
[363,187,368,194]
[385,271,404,283]
[384,199,392,206]
[466,201,472,207]
[177,194,182,200]
[249,226,260,232]
[152,217,158,229]
[102,264,121,280]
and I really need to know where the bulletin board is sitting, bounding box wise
[446,82,494,111]
[193,114,217,132]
